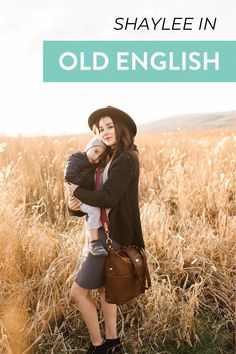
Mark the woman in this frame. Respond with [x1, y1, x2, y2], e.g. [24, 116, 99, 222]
[66, 106, 145, 354]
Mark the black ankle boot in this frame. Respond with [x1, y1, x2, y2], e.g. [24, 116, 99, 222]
[86, 340, 108, 354]
[105, 338, 124, 353]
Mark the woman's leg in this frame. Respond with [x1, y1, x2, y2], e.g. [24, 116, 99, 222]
[98, 287, 118, 339]
[70, 282, 103, 346]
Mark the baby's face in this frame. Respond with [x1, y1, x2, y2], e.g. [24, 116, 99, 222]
[87, 146, 106, 164]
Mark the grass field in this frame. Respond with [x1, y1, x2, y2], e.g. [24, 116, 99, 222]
[0, 130, 235, 353]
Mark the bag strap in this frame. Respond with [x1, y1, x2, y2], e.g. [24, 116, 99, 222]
[95, 168, 113, 250]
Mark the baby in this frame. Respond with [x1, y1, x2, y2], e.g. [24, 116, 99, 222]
[65, 137, 108, 256]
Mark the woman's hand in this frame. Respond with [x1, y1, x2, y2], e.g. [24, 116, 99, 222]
[68, 196, 82, 211]
[65, 182, 82, 210]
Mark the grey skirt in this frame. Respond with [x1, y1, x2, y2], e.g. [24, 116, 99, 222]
[74, 227, 121, 289]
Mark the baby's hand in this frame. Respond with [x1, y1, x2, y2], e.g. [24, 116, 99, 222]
[65, 181, 78, 197]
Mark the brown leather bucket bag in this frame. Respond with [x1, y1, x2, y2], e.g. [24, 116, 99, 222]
[105, 241, 151, 305]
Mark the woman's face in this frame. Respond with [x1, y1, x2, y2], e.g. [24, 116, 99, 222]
[98, 116, 117, 148]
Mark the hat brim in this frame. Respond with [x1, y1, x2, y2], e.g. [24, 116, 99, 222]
[88, 106, 137, 137]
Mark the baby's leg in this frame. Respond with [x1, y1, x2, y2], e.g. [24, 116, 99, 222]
[80, 203, 102, 242]
[89, 229, 99, 242]
[80, 204, 107, 256]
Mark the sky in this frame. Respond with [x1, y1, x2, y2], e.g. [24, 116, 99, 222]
[0, 0, 235, 136]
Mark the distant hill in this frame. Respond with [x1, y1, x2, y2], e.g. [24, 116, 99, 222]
[139, 110, 236, 132]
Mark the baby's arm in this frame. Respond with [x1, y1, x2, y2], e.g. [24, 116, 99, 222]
[64, 152, 83, 185]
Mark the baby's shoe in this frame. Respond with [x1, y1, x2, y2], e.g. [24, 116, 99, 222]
[88, 240, 108, 256]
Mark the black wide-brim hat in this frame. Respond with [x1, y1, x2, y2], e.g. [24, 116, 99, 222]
[88, 106, 137, 137]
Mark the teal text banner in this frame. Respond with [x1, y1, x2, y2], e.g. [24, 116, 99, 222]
[43, 41, 236, 82]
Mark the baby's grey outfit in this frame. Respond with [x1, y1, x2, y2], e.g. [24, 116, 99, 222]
[79, 203, 102, 229]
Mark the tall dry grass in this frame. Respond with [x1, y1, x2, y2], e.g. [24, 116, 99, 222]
[0, 130, 235, 353]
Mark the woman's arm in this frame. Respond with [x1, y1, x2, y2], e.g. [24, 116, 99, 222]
[73, 152, 138, 208]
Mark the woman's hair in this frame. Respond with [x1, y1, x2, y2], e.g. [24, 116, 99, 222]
[93, 117, 138, 161]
